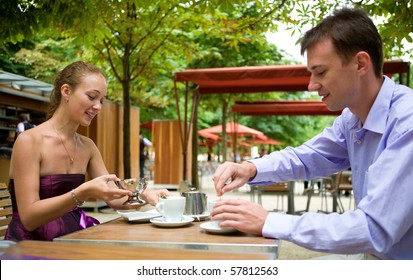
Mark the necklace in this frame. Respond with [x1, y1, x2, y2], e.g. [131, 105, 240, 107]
[53, 126, 78, 165]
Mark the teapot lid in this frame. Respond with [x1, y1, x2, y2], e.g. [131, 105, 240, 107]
[182, 186, 203, 194]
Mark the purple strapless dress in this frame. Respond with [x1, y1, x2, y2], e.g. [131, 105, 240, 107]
[5, 174, 99, 241]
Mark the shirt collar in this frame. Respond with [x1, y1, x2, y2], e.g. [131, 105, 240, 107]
[362, 76, 394, 134]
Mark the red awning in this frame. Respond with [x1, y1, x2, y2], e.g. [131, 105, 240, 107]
[232, 100, 341, 116]
[174, 61, 410, 95]
[174, 64, 310, 94]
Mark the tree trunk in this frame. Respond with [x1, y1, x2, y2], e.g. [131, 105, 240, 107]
[122, 45, 131, 179]
[122, 79, 131, 179]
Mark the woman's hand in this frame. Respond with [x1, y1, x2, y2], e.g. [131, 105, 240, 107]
[76, 174, 132, 203]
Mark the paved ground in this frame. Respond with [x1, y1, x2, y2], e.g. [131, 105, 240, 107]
[84, 173, 354, 259]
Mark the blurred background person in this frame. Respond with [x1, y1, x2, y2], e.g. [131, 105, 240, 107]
[139, 131, 152, 179]
[15, 113, 35, 140]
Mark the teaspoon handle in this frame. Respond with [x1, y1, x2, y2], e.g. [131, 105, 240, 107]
[114, 181, 123, 189]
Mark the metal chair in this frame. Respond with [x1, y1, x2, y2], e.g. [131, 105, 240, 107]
[0, 182, 12, 239]
[300, 176, 334, 213]
[335, 171, 354, 212]
[250, 182, 289, 212]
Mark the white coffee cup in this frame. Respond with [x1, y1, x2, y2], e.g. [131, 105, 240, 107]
[207, 199, 220, 213]
[156, 196, 186, 222]
[207, 199, 223, 227]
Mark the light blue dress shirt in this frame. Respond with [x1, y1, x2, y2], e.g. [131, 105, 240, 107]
[249, 76, 413, 259]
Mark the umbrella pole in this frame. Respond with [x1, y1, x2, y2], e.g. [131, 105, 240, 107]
[191, 88, 201, 189]
[232, 114, 238, 163]
[221, 102, 228, 162]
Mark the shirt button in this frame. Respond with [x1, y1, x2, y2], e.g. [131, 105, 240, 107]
[357, 140, 361, 144]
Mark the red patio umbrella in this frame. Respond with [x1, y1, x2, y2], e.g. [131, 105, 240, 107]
[199, 121, 266, 140]
[198, 131, 221, 141]
[248, 135, 282, 145]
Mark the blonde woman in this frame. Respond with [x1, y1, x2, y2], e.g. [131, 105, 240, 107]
[6, 61, 169, 241]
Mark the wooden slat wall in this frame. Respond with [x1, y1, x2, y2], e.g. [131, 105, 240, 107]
[153, 120, 192, 184]
[97, 101, 119, 175]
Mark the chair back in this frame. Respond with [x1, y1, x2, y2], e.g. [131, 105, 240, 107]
[0, 182, 12, 239]
[261, 182, 289, 193]
[336, 171, 352, 191]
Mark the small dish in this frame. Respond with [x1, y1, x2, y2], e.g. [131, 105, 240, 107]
[150, 216, 194, 228]
[117, 209, 161, 223]
[187, 212, 210, 221]
[200, 221, 238, 234]
[116, 209, 136, 214]
[0, 240, 17, 255]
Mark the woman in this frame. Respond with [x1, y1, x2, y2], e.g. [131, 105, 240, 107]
[5, 61, 169, 241]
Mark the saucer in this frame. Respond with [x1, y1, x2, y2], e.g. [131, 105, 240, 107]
[150, 216, 194, 228]
[200, 221, 238, 234]
[187, 212, 210, 221]
[117, 209, 161, 223]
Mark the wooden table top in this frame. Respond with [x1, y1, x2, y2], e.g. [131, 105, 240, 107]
[4, 240, 271, 260]
[55, 217, 279, 258]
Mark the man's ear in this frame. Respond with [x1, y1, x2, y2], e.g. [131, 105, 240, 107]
[355, 51, 371, 75]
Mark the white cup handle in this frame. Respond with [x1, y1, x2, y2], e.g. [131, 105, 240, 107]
[155, 202, 164, 215]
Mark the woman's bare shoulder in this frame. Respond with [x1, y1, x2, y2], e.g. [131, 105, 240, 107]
[77, 134, 100, 157]
[77, 133, 96, 147]
[14, 125, 44, 146]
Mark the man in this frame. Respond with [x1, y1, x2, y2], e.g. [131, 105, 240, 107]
[211, 8, 413, 260]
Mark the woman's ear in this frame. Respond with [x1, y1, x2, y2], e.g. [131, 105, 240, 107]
[61, 84, 71, 102]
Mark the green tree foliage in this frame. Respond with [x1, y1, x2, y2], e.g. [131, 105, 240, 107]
[0, 40, 34, 75]
[10, 38, 83, 82]
[0, 0, 98, 44]
[288, 0, 413, 60]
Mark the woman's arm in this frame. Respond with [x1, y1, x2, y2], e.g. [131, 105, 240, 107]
[85, 137, 169, 210]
